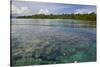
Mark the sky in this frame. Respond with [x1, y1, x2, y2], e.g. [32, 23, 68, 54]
[11, 0, 96, 16]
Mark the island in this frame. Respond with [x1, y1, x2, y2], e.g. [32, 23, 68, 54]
[16, 13, 96, 21]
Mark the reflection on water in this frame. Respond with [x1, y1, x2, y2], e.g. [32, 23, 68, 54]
[11, 19, 96, 66]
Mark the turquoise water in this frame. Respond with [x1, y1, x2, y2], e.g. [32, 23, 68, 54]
[11, 19, 96, 66]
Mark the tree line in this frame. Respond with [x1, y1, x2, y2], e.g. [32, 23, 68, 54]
[16, 12, 96, 21]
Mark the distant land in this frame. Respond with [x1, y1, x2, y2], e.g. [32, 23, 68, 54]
[16, 13, 96, 21]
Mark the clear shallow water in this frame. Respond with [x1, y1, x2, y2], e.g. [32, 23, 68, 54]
[11, 19, 96, 66]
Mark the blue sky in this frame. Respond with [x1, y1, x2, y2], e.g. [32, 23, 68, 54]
[12, 0, 96, 16]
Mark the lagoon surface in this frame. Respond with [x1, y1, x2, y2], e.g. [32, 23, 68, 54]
[11, 19, 96, 66]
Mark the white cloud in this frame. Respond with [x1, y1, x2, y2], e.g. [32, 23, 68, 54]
[11, 4, 34, 16]
[37, 9, 50, 15]
[74, 8, 96, 14]
[12, 4, 20, 14]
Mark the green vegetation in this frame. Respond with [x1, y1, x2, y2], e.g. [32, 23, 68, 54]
[16, 13, 96, 21]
